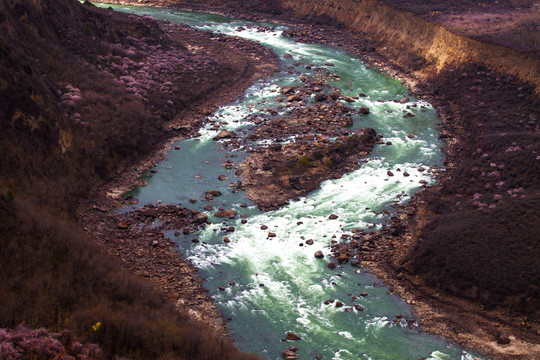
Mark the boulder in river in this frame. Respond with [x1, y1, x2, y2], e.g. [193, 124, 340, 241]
[358, 106, 370, 115]
[314, 250, 324, 258]
[338, 254, 349, 263]
[193, 212, 208, 224]
[214, 129, 235, 140]
[329, 91, 340, 100]
[215, 210, 237, 218]
[281, 86, 295, 94]
[204, 190, 222, 199]
[287, 94, 302, 102]
[286, 332, 301, 340]
[282, 350, 298, 359]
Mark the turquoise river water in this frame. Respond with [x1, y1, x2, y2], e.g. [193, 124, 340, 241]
[98, 4, 488, 360]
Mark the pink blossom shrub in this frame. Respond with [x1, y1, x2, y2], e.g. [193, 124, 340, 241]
[0, 324, 103, 360]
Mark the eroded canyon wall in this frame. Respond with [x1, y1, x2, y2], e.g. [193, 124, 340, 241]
[280, 0, 540, 91]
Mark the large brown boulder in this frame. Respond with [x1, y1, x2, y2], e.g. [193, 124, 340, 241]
[214, 129, 235, 140]
[282, 350, 298, 359]
[193, 212, 208, 224]
[214, 210, 237, 218]
[286, 332, 301, 340]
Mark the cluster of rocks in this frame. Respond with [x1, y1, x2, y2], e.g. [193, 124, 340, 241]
[79, 197, 229, 334]
[282, 26, 375, 55]
[223, 70, 383, 210]
[237, 22, 275, 33]
[324, 229, 384, 267]
[239, 127, 378, 210]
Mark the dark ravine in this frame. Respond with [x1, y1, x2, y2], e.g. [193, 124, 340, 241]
[88, 1, 540, 359]
[29, 1, 535, 359]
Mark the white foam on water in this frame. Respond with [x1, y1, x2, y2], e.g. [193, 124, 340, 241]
[109, 5, 485, 359]
[365, 316, 390, 335]
[427, 350, 452, 360]
[332, 349, 355, 360]
[338, 331, 354, 340]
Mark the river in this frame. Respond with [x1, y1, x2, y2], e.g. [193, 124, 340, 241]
[97, 4, 486, 360]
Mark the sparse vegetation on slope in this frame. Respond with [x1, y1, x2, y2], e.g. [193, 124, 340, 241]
[405, 62, 540, 319]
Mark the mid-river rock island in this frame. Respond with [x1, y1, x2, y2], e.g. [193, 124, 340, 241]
[236, 72, 380, 209]
[239, 128, 378, 210]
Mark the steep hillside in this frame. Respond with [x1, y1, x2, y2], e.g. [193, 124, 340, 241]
[278, 0, 540, 91]
[0, 0, 272, 358]
[0, 0, 240, 209]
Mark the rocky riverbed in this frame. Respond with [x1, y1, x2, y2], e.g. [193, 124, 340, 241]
[82, 2, 539, 359]
[279, 18, 540, 360]
[226, 68, 380, 209]
[77, 7, 279, 336]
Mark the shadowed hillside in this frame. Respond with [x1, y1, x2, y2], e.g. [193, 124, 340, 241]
[0, 0, 266, 358]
